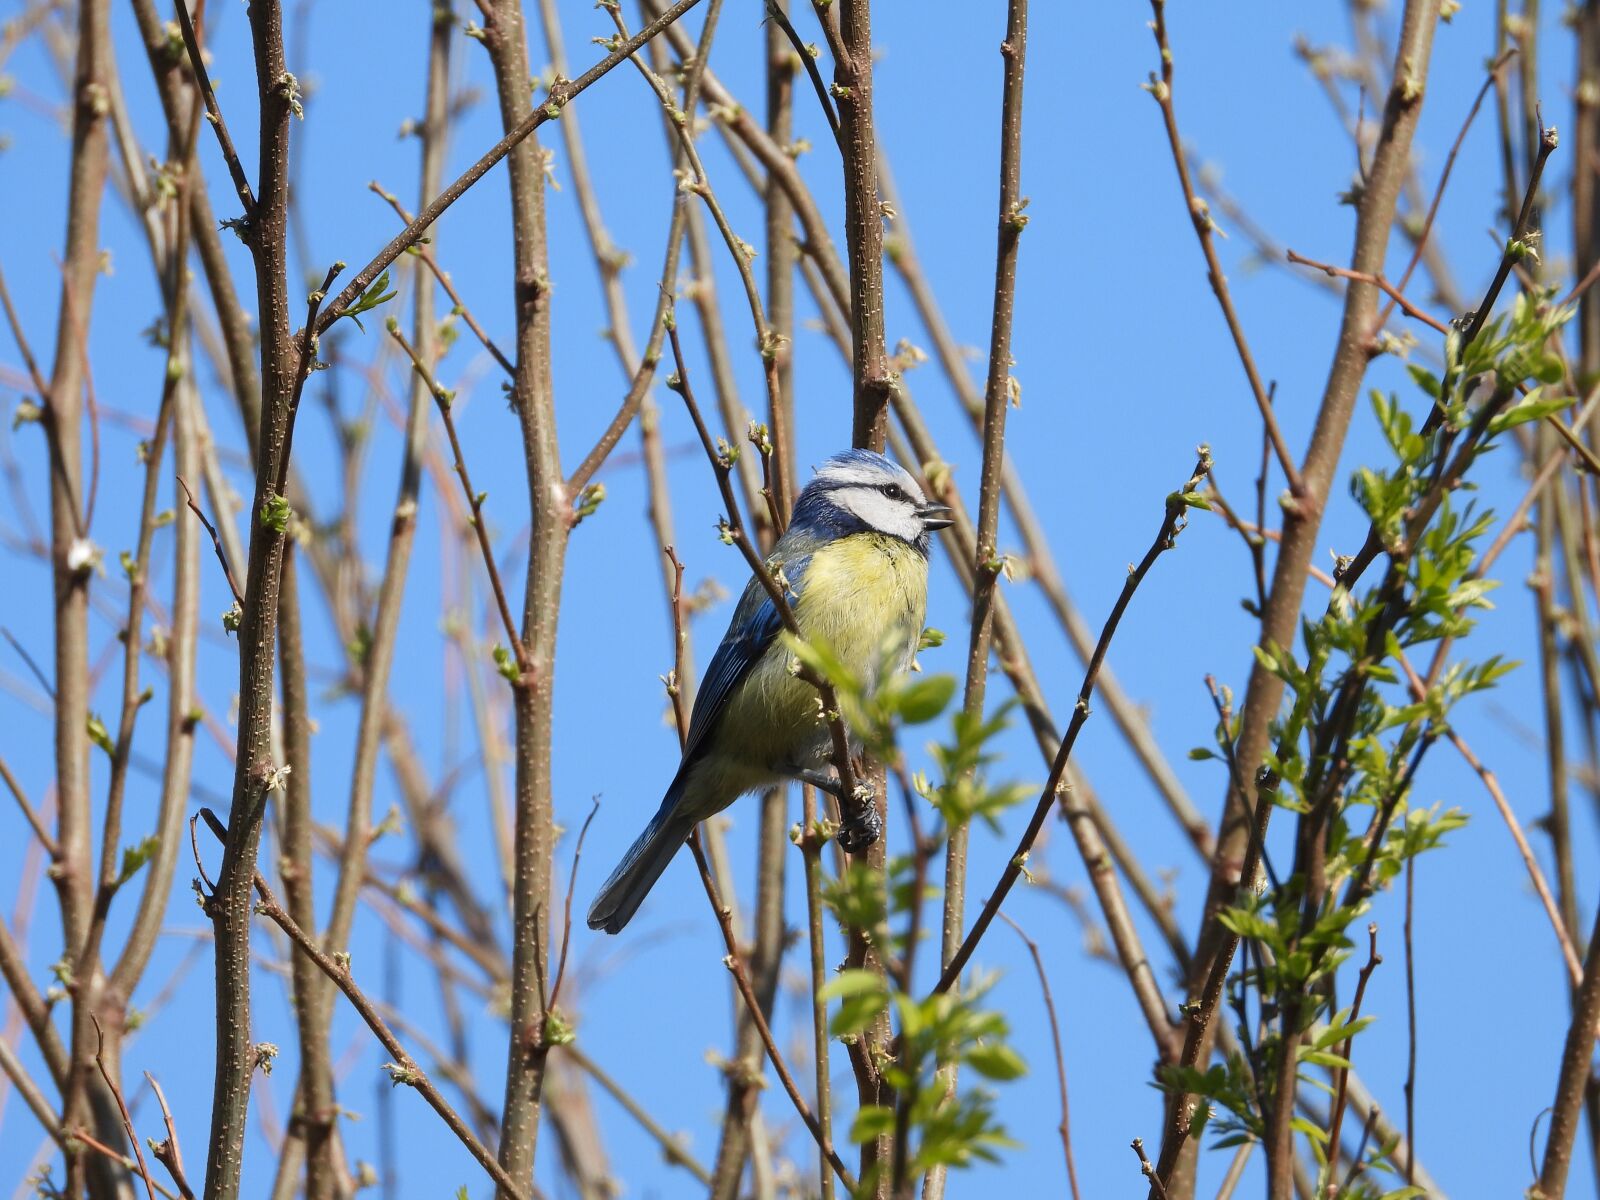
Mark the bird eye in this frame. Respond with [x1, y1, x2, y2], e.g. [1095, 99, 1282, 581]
[880, 483, 904, 501]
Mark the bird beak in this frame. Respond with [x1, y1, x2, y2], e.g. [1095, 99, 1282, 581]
[918, 503, 954, 531]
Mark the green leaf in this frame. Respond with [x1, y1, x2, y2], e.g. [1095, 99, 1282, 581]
[964, 1042, 1026, 1081]
[1486, 390, 1572, 435]
[1297, 1049, 1352, 1070]
[259, 493, 293, 533]
[849, 1104, 896, 1144]
[117, 836, 160, 886]
[823, 969, 887, 1037]
[1290, 1116, 1329, 1145]
[342, 270, 398, 332]
[819, 969, 883, 1000]
[87, 713, 114, 756]
[491, 645, 521, 686]
[895, 675, 956, 724]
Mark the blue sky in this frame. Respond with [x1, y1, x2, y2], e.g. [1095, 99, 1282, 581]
[0, 0, 1591, 1196]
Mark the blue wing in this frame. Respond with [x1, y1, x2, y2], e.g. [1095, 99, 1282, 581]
[682, 551, 812, 762]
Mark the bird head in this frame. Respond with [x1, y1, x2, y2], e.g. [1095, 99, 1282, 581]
[790, 449, 954, 551]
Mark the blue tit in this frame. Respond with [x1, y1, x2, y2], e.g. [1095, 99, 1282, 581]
[587, 449, 953, 934]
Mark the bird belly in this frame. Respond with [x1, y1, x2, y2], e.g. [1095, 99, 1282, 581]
[714, 532, 929, 780]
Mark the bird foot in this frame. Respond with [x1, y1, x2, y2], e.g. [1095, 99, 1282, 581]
[789, 768, 844, 798]
[837, 801, 882, 855]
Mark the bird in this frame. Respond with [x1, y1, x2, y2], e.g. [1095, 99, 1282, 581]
[587, 449, 953, 934]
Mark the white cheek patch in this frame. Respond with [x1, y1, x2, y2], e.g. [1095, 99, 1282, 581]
[834, 487, 924, 541]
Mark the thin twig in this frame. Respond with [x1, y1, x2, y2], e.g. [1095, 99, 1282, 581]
[1133, 1137, 1170, 1200]
[1324, 924, 1381, 1172]
[936, 449, 1212, 994]
[314, 0, 708, 336]
[998, 912, 1081, 1200]
[90, 1015, 158, 1200]
[199, 810, 529, 1200]
[762, 0, 840, 146]
[1378, 48, 1515, 327]
[686, 830, 858, 1193]
[1146, 2, 1302, 496]
[0, 629, 55, 703]
[368, 182, 515, 377]
[170, 0, 256, 218]
[1285, 249, 1449, 335]
[145, 1072, 197, 1200]
[561, 1043, 713, 1185]
[0, 756, 57, 858]
[548, 798, 599, 1013]
[175, 473, 243, 604]
[388, 325, 525, 673]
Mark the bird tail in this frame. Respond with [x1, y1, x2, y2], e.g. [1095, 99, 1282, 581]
[586, 768, 698, 934]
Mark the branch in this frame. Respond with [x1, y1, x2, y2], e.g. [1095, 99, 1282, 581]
[171, 0, 256, 219]
[175, 474, 243, 605]
[314, 0, 708, 336]
[219, 821, 530, 1200]
[0, 754, 59, 857]
[389, 325, 526, 673]
[369, 182, 514, 377]
[935, 449, 1212, 994]
[998, 913, 1081, 1200]
[1146, 0, 1302, 496]
[763, 0, 840, 146]
[1284, 249, 1449, 335]
[687, 831, 858, 1193]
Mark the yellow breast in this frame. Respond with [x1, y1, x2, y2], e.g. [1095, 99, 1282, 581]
[709, 533, 930, 782]
[792, 533, 929, 684]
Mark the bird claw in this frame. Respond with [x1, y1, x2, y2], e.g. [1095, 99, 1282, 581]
[837, 802, 882, 855]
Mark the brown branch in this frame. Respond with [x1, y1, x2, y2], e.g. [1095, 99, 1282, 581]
[1323, 925, 1381, 1173]
[1461, 121, 1558, 349]
[1537, 890, 1600, 1196]
[1175, 9, 1444, 1191]
[368, 182, 514, 377]
[389, 325, 525, 672]
[1403, 859, 1418, 1190]
[547, 798, 598, 1014]
[1151, 766, 1279, 1191]
[146, 1072, 198, 1200]
[1378, 48, 1515, 328]
[314, 0, 708, 336]
[560, 1044, 713, 1185]
[175, 474, 243, 604]
[0, 1033, 61, 1145]
[942, 0, 1029, 983]
[170, 0, 256, 218]
[1133, 1137, 1170, 1200]
[998, 913, 1081, 1200]
[763, 0, 840, 146]
[237, 855, 529, 1200]
[1146, 0, 1302, 496]
[91, 1016, 158, 1200]
[0, 754, 59, 858]
[47, 0, 114, 1190]
[685, 830, 858, 1193]
[937, 450, 1212, 995]
[927, 6, 1029, 1193]
[1284, 249, 1450, 335]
